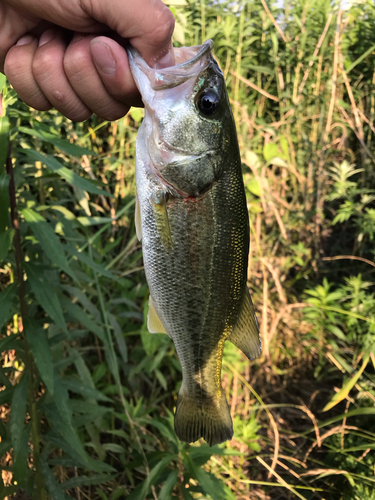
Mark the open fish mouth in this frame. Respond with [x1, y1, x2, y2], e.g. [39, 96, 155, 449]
[127, 40, 214, 90]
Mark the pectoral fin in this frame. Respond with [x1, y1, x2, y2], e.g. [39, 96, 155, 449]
[151, 191, 172, 250]
[147, 295, 168, 335]
[228, 288, 261, 360]
[135, 194, 142, 241]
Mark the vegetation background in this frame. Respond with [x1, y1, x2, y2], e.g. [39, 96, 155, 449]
[1, 0, 375, 498]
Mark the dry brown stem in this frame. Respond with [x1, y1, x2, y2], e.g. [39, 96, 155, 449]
[259, 0, 288, 43]
[298, 14, 333, 96]
[324, 10, 342, 142]
[231, 71, 280, 102]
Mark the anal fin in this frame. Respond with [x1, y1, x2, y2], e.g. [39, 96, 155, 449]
[147, 295, 168, 335]
[228, 288, 261, 360]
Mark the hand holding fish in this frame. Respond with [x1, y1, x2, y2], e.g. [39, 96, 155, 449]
[0, 0, 174, 120]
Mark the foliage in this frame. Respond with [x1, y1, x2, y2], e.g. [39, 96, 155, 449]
[1, 0, 375, 499]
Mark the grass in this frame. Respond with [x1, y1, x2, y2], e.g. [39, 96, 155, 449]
[1, 0, 375, 498]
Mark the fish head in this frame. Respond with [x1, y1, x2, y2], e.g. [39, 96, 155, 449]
[128, 40, 235, 197]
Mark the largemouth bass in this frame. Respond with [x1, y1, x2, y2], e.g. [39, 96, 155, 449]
[127, 40, 261, 446]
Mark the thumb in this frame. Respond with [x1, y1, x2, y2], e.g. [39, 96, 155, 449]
[83, 0, 175, 68]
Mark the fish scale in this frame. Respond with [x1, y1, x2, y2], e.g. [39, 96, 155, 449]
[128, 40, 261, 446]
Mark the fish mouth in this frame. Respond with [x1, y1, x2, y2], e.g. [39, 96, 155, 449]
[151, 132, 218, 160]
[149, 130, 219, 171]
[127, 40, 214, 90]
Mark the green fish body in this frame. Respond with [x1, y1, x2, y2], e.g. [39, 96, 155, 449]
[127, 40, 261, 446]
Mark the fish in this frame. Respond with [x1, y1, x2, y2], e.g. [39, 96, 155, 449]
[127, 40, 261, 446]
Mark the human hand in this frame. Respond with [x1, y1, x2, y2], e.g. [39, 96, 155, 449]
[0, 0, 174, 121]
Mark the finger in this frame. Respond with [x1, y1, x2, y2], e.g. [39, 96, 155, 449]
[4, 35, 51, 111]
[90, 36, 142, 107]
[32, 28, 92, 121]
[64, 34, 129, 121]
[81, 0, 175, 68]
[0, 4, 36, 72]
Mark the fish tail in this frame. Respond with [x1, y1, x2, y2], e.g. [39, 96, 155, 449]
[174, 390, 233, 446]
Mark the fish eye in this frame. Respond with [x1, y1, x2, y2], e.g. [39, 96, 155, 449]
[197, 89, 220, 116]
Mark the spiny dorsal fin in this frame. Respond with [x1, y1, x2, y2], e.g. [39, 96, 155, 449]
[135, 194, 142, 241]
[147, 295, 168, 335]
[228, 288, 261, 360]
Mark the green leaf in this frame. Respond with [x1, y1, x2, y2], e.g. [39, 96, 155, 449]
[323, 355, 370, 411]
[61, 285, 100, 320]
[159, 470, 178, 500]
[62, 379, 112, 403]
[108, 313, 128, 364]
[186, 455, 225, 500]
[65, 244, 117, 281]
[60, 297, 106, 342]
[19, 126, 94, 157]
[345, 43, 375, 74]
[51, 373, 73, 425]
[77, 216, 115, 226]
[0, 116, 9, 171]
[0, 228, 14, 261]
[24, 150, 112, 197]
[102, 443, 125, 453]
[246, 64, 274, 75]
[22, 209, 77, 282]
[110, 488, 127, 500]
[246, 178, 261, 197]
[139, 455, 175, 499]
[0, 283, 17, 331]
[43, 403, 88, 463]
[0, 173, 10, 233]
[61, 473, 117, 490]
[129, 107, 144, 122]
[45, 432, 115, 473]
[0, 74, 6, 91]
[40, 461, 65, 500]
[13, 423, 31, 487]
[25, 319, 55, 395]
[10, 372, 29, 459]
[24, 263, 68, 333]
[0, 334, 20, 353]
[263, 143, 279, 162]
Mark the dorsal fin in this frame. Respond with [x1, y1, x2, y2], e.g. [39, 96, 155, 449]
[135, 194, 142, 241]
[228, 288, 261, 360]
[147, 295, 168, 335]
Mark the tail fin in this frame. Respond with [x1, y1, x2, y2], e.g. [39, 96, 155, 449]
[174, 391, 233, 446]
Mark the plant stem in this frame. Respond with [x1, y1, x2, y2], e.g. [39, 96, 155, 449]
[6, 145, 47, 500]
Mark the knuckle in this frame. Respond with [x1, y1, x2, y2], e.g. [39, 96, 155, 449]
[32, 49, 58, 80]
[63, 45, 89, 79]
[50, 91, 92, 121]
[4, 49, 26, 80]
[149, 7, 175, 46]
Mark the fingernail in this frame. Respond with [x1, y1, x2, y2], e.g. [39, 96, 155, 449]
[16, 35, 34, 46]
[39, 29, 56, 47]
[71, 33, 84, 44]
[91, 41, 116, 76]
[154, 47, 175, 69]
